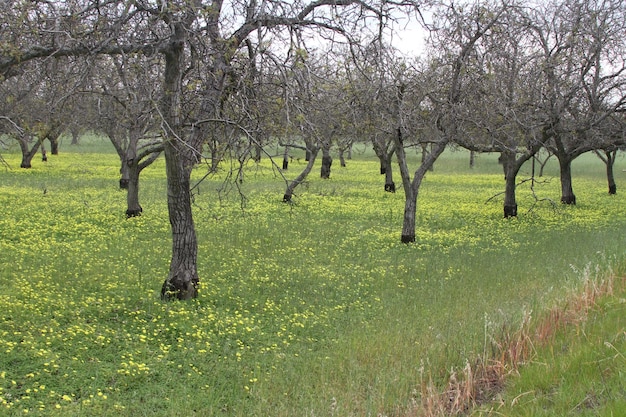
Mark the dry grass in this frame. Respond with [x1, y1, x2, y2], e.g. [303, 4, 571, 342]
[406, 270, 624, 417]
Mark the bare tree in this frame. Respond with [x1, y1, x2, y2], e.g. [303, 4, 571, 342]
[452, 7, 549, 217]
[391, 0, 512, 242]
[90, 54, 164, 217]
[530, 0, 626, 204]
[0, 0, 397, 300]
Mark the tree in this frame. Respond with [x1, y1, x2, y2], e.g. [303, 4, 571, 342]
[530, 0, 626, 204]
[278, 46, 354, 201]
[346, 44, 399, 193]
[392, 0, 511, 242]
[0, 0, 395, 300]
[0, 57, 78, 168]
[91, 54, 164, 217]
[452, 7, 548, 217]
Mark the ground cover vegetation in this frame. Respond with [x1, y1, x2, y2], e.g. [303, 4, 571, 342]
[1, 138, 626, 416]
[2, 0, 624, 300]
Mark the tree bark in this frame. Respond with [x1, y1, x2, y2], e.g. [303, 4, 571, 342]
[374, 141, 395, 192]
[596, 150, 617, 194]
[558, 156, 576, 204]
[160, 24, 199, 300]
[320, 146, 332, 179]
[70, 127, 81, 145]
[18, 134, 43, 168]
[503, 160, 518, 218]
[283, 146, 319, 202]
[395, 127, 447, 243]
[338, 148, 346, 167]
[161, 140, 199, 300]
[126, 162, 143, 217]
[282, 146, 289, 170]
[48, 134, 60, 155]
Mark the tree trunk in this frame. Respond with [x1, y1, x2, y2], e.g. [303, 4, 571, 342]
[210, 138, 220, 172]
[119, 158, 130, 189]
[161, 140, 199, 300]
[18, 134, 43, 168]
[253, 143, 262, 163]
[320, 146, 332, 179]
[503, 166, 518, 218]
[469, 150, 475, 169]
[395, 127, 447, 243]
[400, 187, 417, 243]
[558, 156, 576, 204]
[126, 162, 143, 217]
[48, 134, 60, 155]
[384, 152, 395, 193]
[282, 146, 289, 170]
[160, 24, 199, 300]
[283, 146, 319, 202]
[338, 148, 346, 167]
[600, 150, 617, 194]
[70, 128, 81, 145]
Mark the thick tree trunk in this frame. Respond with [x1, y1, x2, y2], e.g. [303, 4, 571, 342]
[320, 147, 332, 179]
[18, 135, 43, 168]
[503, 169, 518, 218]
[161, 141, 199, 300]
[119, 159, 130, 189]
[558, 156, 576, 204]
[283, 146, 319, 202]
[160, 23, 199, 300]
[126, 162, 143, 217]
[500, 152, 518, 218]
[48, 134, 59, 155]
[469, 150, 475, 169]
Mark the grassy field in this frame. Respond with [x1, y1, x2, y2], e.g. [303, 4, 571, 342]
[1, 136, 625, 416]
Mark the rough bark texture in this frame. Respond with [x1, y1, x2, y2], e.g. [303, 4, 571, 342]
[160, 24, 199, 300]
[160, 141, 199, 300]
[558, 157, 576, 204]
[125, 163, 143, 218]
[119, 159, 130, 189]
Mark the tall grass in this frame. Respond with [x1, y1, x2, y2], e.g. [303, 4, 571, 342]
[1, 137, 625, 416]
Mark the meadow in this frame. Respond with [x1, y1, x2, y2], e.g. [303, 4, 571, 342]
[1, 136, 625, 416]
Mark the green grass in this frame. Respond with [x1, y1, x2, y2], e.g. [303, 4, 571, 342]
[1, 136, 626, 416]
[471, 277, 626, 417]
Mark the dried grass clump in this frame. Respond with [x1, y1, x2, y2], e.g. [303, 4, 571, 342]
[410, 272, 624, 417]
